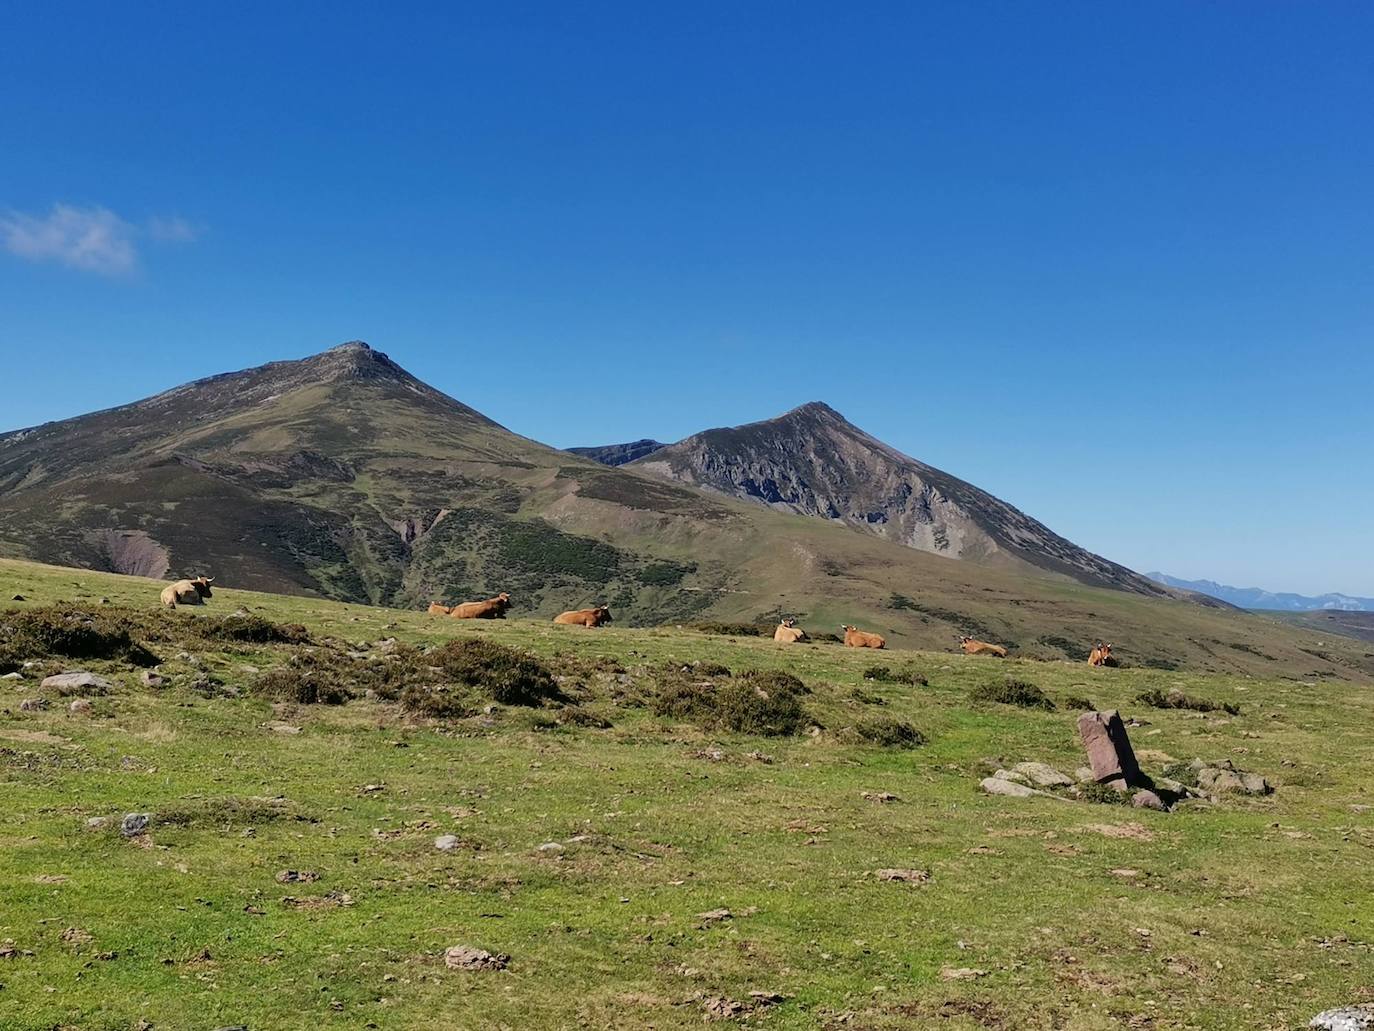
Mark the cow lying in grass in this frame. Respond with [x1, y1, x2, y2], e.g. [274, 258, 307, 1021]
[448, 593, 512, 620]
[842, 625, 885, 649]
[160, 576, 214, 608]
[427, 603, 452, 615]
[1088, 642, 1113, 666]
[774, 618, 808, 644]
[554, 605, 613, 627]
[959, 636, 1007, 657]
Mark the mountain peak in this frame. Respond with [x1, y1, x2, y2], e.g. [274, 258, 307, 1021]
[783, 400, 844, 422]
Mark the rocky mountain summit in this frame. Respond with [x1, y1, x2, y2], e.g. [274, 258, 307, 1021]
[623, 402, 1162, 594]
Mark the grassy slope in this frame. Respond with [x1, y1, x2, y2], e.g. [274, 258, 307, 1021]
[2, 557, 1372, 1030]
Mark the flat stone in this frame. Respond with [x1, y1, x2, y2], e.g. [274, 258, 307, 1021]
[434, 834, 461, 851]
[1, 671, 23, 681]
[139, 670, 167, 688]
[1311, 1006, 1374, 1031]
[992, 768, 1031, 786]
[1012, 762, 1075, 788]
[86, 816, 110, 830]
[875, 868, 929, 884]
[980, 776, 1038, 798]
[41, 672, 112, 696]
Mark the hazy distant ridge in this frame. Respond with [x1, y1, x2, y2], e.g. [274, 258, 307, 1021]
[1148, 573, 1374, 612]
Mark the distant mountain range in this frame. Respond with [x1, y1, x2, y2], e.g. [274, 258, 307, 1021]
[1148, 573, 1374, 612]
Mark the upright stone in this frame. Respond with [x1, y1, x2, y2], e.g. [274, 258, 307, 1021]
[1077, 710, 1143, 788]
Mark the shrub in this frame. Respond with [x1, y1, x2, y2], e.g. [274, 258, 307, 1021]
[736, 668, 809, 695]
[1136, 688, 1240, 716]
[0, 605, 159, 670]
[1160, 760, 1201, 789]
[434, 639, 559, 707]
[1061, 695, 1095, 711]
[1078, 782, 1131, 805]
[713, 680, 807, 736]
[253, 664, 352, 705]
[847, 717, 926, 748]
[970, 678, 1056, 710]
[862, 665, 928, 686]
[202, 614, 310, 645]
[849, 687, 888, 706]
[556, 705, 612, 729]
[399, 683, 477, 718]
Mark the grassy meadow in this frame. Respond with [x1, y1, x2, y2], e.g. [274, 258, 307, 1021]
[1, 557, 1371, 1030]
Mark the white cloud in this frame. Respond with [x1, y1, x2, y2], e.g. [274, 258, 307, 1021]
[0, 204, 203, 277]
[146, 214, 200, 243]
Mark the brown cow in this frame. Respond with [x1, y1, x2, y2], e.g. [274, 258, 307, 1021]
[160, 576, 214, 608]
[1099, 643, 1117, 667]
[427, 602, 453, 616]
[773, 618, 808, 644]
[1087, 641, 1106, 666]
[842, 624, 885, 649]
[448, 593, 512, 620]
[959, 636, 1007, 657]
[554, 605, 612, 627]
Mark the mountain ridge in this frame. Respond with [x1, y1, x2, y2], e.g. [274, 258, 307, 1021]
[1148, 573, 1374, 612]
[616, 401, 1163, 595]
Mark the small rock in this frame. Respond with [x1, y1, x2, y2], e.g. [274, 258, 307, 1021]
[940, 966, 988, 980]
[992, 768, 1031, 786]
[140, 670, 167, 688]
[443, 945, 509, 971]
[861, 791, 900, 803]
[875, 868, 930, 884]
[1132, 789, 1168, 812]
[85, 816, 110, 831]
[1012, 761, 1075, 788]
[275, 870, 319, 884]
[435, 834, 461, 851]
[1074, 766, 1096, 783]
[1, 671, 23, 681]
[1310, 1005, 1374, 1030]
[120, 813, 151, 838]
[536, 841, 565, 853]
[11, 594, 24, 601]
[19, 697, 49, 712]
[99, 597, 111, 605]
[69, 699, 93, 715]
[697, 908, 733, 927]
[41, 671, 112, 696]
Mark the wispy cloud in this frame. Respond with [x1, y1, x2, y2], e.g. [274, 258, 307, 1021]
[0, 204, 202, 277]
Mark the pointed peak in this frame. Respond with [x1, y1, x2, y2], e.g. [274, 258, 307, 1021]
[786, 401, 842, 419]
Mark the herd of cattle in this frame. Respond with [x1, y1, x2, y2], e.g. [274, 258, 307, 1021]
[156, 578, 1115, 663]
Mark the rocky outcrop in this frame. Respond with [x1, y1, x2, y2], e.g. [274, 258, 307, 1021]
[629, 402, 1164, 593]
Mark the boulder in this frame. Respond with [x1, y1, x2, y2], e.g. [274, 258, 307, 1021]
[41, 671, 112, 696]
[1310, 1005, 1374, 1031]
[1192, 759, 1272, 796]
[1012, 762, 1075, 788]
[1077, 710, 1144, 788]
[992, 768, 1031, 786]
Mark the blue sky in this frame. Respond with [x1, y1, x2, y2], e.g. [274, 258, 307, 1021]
[2, 2, 1371, 594]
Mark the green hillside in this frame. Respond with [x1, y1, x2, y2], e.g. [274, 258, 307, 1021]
[1, 344, 1370, 679]
[1, 558, 1370, 1029]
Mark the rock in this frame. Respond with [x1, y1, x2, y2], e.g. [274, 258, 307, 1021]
[99, 597, 111, 604]
[11, 594, 24, 601]
[86, 816, 110, 830]
[1077, 710, 1144, 788]
[1, 671, 23, 681]
[875, 868, 929, 884]
[980, 776, 1039, 798]
[940, 966, 989, 980]
[443, 945, 509, 971]
[68, 699, 93, 715]
[1192, 759, 1272, 796]
[275, 870, 319, 884]
[139, 670, 166, 688]
[992, 768, 1031, 786]
[41, 671, 112, 696]
[19, 697, 49, 712]
[697, 908, 733, 927]
[1012, 761, 1075, 788]
[434, 834, 461, 851]
[1075, 766, 1096, 783]
[861, 791, 900, 803]
[536, 841, 564, 853]
[120, 813, 151, 838]
[1131, 789, 1168, 812]
[1311, 1006, 1374, 1031]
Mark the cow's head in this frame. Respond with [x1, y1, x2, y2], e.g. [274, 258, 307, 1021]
[595, 605, 612, 623]
[495, 592, 511, 605]
[192, 576, 214, 597]
[842, 624, 856, 633]
[781, 618, 796, 628]
[1102, 643, 1113, 656]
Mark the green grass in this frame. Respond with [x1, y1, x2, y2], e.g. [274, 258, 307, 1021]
[1, 558, 1372, 1029]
